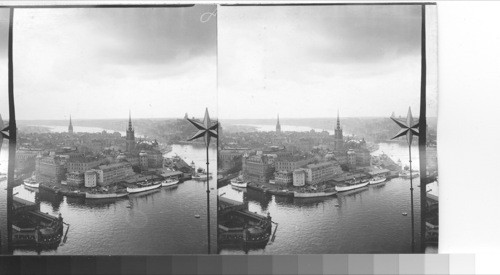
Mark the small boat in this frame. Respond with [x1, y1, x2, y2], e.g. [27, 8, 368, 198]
[402, 212, 408, 216]
[23, 178, 40, 188]
[230, 178, 248, 188]
[335, 179, 369, 192]
[400, 171, 420, 179]
[192, 167, 213, 180]
[127, 181, 162, 194]
[369, 176, 386, 185]
[162, 178, 179, 187]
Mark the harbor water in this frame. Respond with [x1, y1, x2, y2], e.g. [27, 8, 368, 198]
[219, 142, 422, 254]
[1, 137, 217, 254]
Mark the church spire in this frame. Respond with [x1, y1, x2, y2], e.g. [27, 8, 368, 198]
[126, 110, 136, 153]
[128, 110, 133, 131]
[276, 113, 281, 133]
[68, 115, 74, 134]
[336, 109, 341, 129]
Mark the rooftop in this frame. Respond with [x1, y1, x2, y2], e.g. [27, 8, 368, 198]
[306, 162, 335, 169]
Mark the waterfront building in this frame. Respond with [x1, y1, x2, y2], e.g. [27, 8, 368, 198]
[35, 155, 67, 184]
[243, 154, 275, 184]
[16, 148, 42, 163]
[68, 115, 74, 134]
[355, 148, 371, 167]
[66, 171, 84, 187]
[293, 168, 307, 187]
[126, 111, 136, 153]
[305, 161, 342, 185]
[276, 114, 281, 134]
[219, 149, 243, 171]
[67, 157, 103, 173]
[96, 162, 134, 186]
[275, 155, 314, 172]
[139, 150, 148, 170]
[274, 170, 293, 186]
[15, 148, 42, 170]
[347, 149, 356, 170]
[138, 149, 163, 171]
[84, 170, 99, 188]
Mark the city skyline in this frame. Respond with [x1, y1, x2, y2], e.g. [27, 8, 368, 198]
[1, 6, 217, 120]
[218, 5, 437, 119]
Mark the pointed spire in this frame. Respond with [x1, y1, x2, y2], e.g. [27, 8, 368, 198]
[68, 114, 74, 133]
[128, 110, 133, 131]
[336, 109, 341, 129]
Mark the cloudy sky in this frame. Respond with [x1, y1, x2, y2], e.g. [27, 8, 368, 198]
[4, 6, 216, 120]
[218, 5, 437, 119]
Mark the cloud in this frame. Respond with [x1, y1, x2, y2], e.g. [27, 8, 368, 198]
[11, 5, 217, 120]
[218, 5, 432, 119]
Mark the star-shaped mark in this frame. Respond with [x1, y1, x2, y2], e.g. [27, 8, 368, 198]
[0, 113, 11, 152]
[187, 108, 218, 148]
[391, 107, 419, 145]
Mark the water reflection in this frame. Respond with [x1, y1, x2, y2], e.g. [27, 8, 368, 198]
[7, 144, 217, 255]
[219, 143, 423, 254]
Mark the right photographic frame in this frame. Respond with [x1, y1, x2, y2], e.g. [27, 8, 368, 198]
[217, 3, 437, 254]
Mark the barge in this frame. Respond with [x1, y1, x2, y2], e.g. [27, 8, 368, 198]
[12, 196, 65, 248]
[218, 196, 273, 248]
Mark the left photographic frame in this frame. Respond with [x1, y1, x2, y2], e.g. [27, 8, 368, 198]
[0, 4, 218, 255]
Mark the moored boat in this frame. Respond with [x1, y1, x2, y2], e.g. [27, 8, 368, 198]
[127, 182, 162, 194]
[294, 190, 337, 198]
[230, 178, 248, 188]
[192, 167, 213, 180]
[400, 171, 420, 179]
[23, 178, 40, 188]
[335, 179, 369, 192]
[85, 191, 128, 199]
[162, 178, 180, 187]
[369, 176, 386, 185]
[192, 173, 213, 180]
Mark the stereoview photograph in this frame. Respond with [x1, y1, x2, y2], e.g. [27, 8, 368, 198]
[0, 5, 218, 255]
[217, 4, 438, 254]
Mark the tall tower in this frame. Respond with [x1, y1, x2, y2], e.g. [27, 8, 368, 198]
[126, 110, 136, 153]
[68, 115, 74, 134]
[276, 114, 281, 133]
[334, 110, 344, 152]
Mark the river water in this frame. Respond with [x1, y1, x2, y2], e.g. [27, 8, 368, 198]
[1, 126, 216, 255]
[219, 141, 423, 254]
